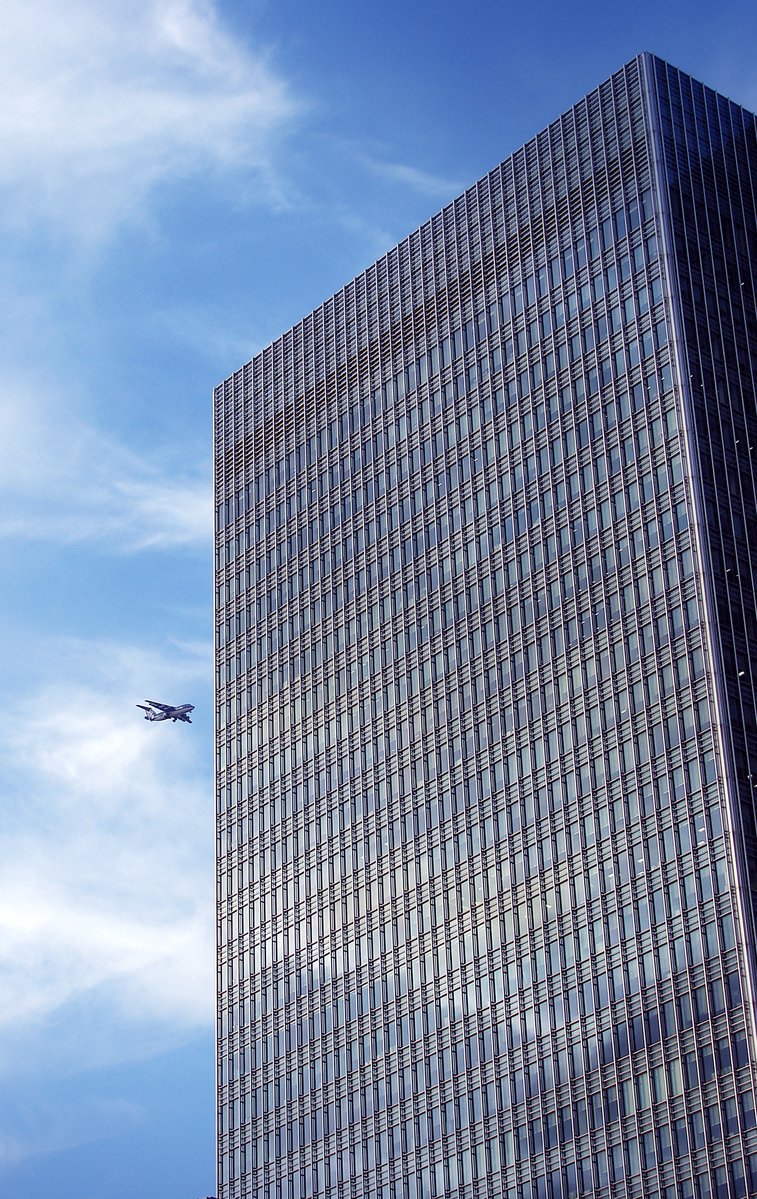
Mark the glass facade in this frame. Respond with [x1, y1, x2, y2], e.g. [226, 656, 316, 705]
[214, 54, 757, 1198]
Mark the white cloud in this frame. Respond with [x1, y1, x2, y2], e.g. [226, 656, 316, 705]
[0, 0, 299, 239]
[0, 636, 214, 1071]
[156, 301, 260, 368]
[0, 1095, 144, 1169]
[0, 383, 211, 550]
[362, 157, 462, 200]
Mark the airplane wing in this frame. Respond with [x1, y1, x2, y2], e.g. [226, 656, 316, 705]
[145, 700, 173, 713]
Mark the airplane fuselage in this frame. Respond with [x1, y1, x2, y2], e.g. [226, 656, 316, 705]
[137, 701, 194, 723]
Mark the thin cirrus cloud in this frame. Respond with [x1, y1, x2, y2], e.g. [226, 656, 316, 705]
[0, 0, 300, 239]
[361, 156, 463, 200]
[0, 385, 211, 551]
[0, 636, 214, 1069]
[0, 1095, 144, 1171]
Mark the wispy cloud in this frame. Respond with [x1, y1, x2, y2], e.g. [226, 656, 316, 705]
[0, 1094, 145, 1170]
[0, 383, 210, 550]
[0, 636, 213, 1072]
[0, 0, 300, 240]
[361, 156, 462, 200]
[156, 302, 260, 368]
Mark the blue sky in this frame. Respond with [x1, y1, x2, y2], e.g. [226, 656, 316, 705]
[0, 2, 754, 1197]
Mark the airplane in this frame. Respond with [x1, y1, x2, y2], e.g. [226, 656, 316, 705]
[137, 700, 195, 724]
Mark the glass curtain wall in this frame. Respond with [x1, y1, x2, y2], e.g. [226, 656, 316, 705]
[214, 53, 757, 1199]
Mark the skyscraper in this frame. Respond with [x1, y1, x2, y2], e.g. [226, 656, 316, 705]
[214, 53, 757, 1199]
